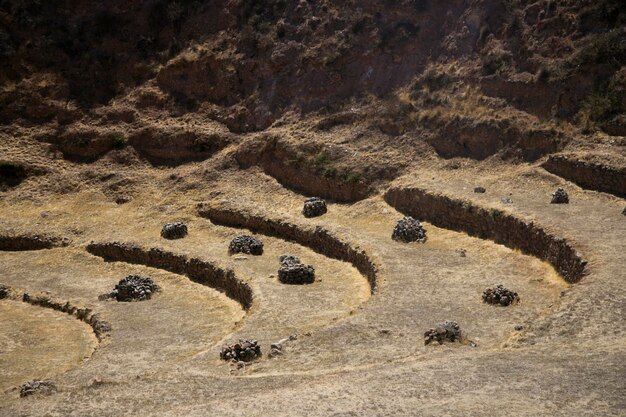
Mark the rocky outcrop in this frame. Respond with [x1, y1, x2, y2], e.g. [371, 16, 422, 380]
[384, 187, 587, 283]
[86, 242, 253, 310]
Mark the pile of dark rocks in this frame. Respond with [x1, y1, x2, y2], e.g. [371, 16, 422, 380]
[228, 235, 264, 256]
[278, 255, 315, 284]
[474, 186, 486, 193]
[551, 188, 569, 204]
[392, 216, 427, 243]
[111, 275, 159, 302]
[424, 320, 462, 345]
[160, 222, 188, 239]
[19, 380, 56, 397]
[220, 339, 261, 362]
[302, 197, 327, 218]
[0, 284, 10, 299]
[482, 285, 519, 306]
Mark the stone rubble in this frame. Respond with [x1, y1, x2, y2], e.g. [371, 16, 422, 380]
[551, 188, 569, 204]
[19, 380, 57, 397]
[0, 284, 10, 299]
[302, 197, 328, 218]
[424, 320, 462, 345]
[278, 255, 315, 284]
[482, 285, 520, 306]
[220, 339, 261, 362]
[111, 275, 159, 302]
[160, 222, 188, 239]
[391, 216, 427, 243]
[228, 235, 264, 256]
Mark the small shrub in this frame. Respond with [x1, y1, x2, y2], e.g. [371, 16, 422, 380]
[346, 172, 361, 184]
[110, 133, 126, 149]
[313, 152, 330, 168]
[323, 166, 337, 178]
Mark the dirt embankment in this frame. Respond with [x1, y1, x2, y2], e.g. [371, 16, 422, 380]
[0, 285, 110, 341]
[0, 234, 70, 251]
[35, 124, 232, 166]
[542, 155, 626, 198]
[86, 242, 253, 309]
[384, 187, 587, 283]
[235, 138, 371, 203]
[197, 204, 378, 292]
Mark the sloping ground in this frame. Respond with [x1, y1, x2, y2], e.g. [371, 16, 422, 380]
[0, 299, 97, 392]
[1, 157, 623, 415]
[0, 1, 624, 415]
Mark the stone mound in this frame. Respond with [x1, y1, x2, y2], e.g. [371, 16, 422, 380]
[220, 339, 261, 362]
[19, 380, 57, 397]
[278, 255, 315, 284]
[392, 216, 427, 243]
[302, 197, 328, 218]
[482, 285, 520, 306]
[228, 235, 264, 256]
[424, 320, 462, 345]
[111, 275, 159, 302]
[160, 222, 188, 239]
[551, 188, 569, 204]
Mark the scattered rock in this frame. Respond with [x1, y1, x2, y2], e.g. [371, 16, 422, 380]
[115, 196, 131, 205]
[474, 187, 486, 193]
[514, 325, 524, 331]
[551, 188, 569, 204]
[622, 206, 626, 216]
[302, 197, 328, 218]
[424, 320, 462, 345]
[0, 284, 10, 299]
[501, 196, 513, 204]
[110, 275, 159, 302]
[456, 248, 467, 257]
[392, 216, 427, 243]
[228, 235, 264, 256]
[160, 222, 188, 239]
[278, 255, 316, 284]
[220, 339, 261, 362]
[19, 380, 57, 397]
[482, 285, 520, 306]
[269, 343, 283, 358]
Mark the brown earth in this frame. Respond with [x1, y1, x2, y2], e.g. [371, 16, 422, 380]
[0, 1, 625, 416]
